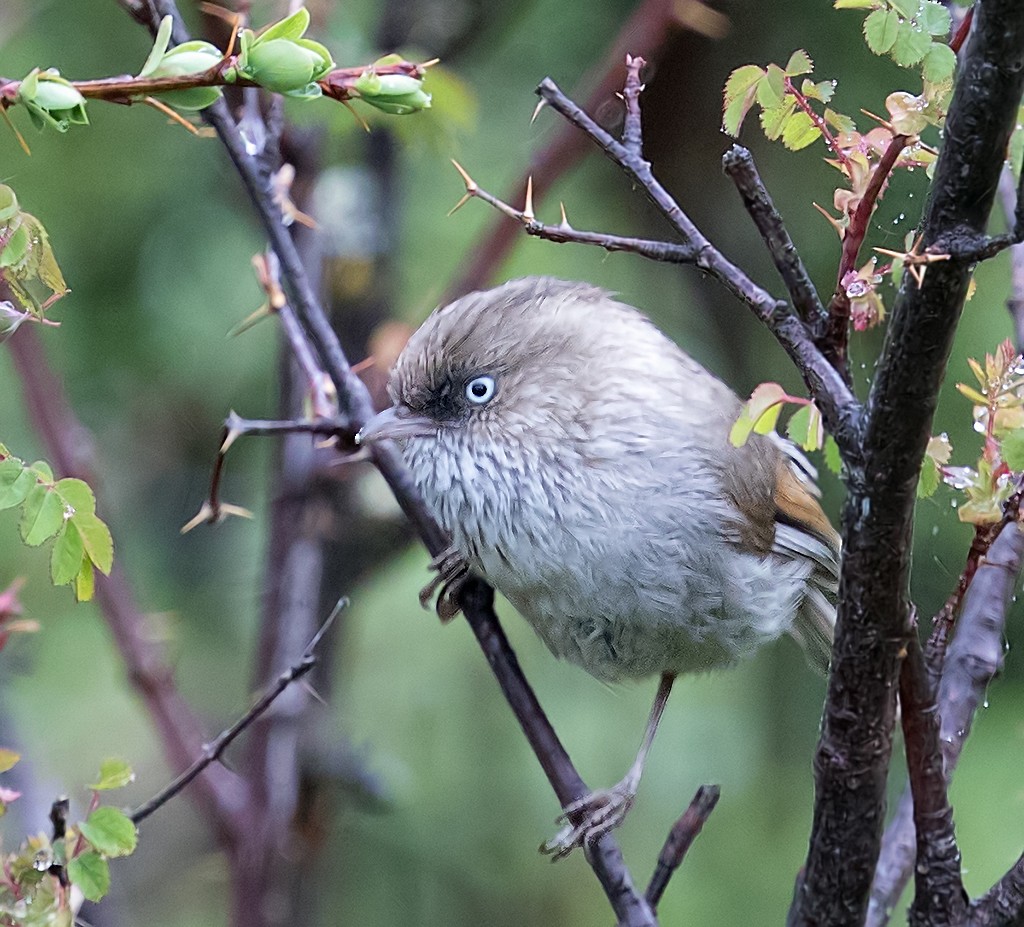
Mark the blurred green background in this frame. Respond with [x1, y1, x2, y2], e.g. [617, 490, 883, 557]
[1, 0, 1022, 924]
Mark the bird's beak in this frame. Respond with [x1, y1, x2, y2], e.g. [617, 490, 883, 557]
[356, 405, 435, 445]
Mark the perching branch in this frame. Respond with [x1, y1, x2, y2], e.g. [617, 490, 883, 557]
[125, 3, 657, 924]
[131, 602, 342, 825]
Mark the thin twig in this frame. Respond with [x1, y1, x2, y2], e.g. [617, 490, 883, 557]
[722, 145, 828, 339]
[645, 785, 720, 910]
[446, 0, 681, 298]
[534, 75, 864, 459]
[621, 55, 645, 156]
[131, 601, 345, 825]
[825, 132, 909, 379]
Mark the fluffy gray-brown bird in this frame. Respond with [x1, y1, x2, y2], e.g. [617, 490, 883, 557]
[358, 277, 839, 855]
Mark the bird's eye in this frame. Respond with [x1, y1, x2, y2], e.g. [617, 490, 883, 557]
[465, 374, 497, 405]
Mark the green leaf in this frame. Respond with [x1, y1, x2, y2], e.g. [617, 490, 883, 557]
[786, 403, 823, 451]
[89, 758, 135, 791]
[257, 7, 311, 42]
[918, 0, 951, 35]
[781, 110, 821, 150]
[722, 65, 764, 136]
[0, 748, 20, 772]
[139, 15, 174, 77]
[756, 64, 786, 108]
[785, 49, 813, 76]
[51, 522, 85, 586]
[75, 557, 95, 602]
[823, 435, 842, 474]
[0, 460, 35, 510]
[801, 79, 835, 104]
[891, 22, 933, 66]
[55, 477, 96, 516]
[864, 8, 900, 53]
[78, 807, 138, 857]
[1002, 428, 1024, 470]
[922, 42, 957, 83]
[889, 0, 918, 16]
[825, 108, 857, 134]
[834, 0, 878, 7]
[759, 100, 797, 140]
[31, 461, 54, 482]
[730, 383, 788, 447]
[68, 851, 110, 902]
[20, 484, 64, 546]
[918, 456, 940, 497]
[74, 512, 113, 574]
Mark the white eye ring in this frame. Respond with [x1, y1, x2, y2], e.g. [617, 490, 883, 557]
[465, 374, 497, 405]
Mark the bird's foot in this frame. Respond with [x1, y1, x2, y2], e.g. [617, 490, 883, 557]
[419, 547, 470, 622]
[540, 780, 638, 860]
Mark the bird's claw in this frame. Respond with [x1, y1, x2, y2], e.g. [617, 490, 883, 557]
[419, 547, 470, 622]
[540, 785, 636, 860]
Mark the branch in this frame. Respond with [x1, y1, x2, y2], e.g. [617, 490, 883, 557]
[530, 74, 863, 457]
[969, 852, 1024, 926]
[446, 0, 682, 298]
[722, 145, 828, 339]
[130, 4, 655, 922]
[130, 602, 342, 825]
[792, 1, 1024, 922]
[898, 632, 966, 926]
[645, 785, 720, 910]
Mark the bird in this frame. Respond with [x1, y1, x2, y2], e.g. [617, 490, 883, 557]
[357, 276, 839, 856]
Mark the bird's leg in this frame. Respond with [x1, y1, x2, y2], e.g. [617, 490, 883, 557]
[542, 672, 676, 860]
[419, 546, 470, 623]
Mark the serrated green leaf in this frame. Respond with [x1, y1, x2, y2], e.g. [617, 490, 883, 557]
[918, 456, 940, 497]
[75, 557, 95, 602]
[1002, 428, 1024, 470]
[90, 758, 135, 791]
[756, 64, 786, 108]
[891, 23, 933, 66]
[20, 484, 64, 546]
[781, 110, 822, 150]
[864, 8, 900, 53]
[68, 851, 110, 901]
[74, 511, 113, 574]
[760, 101, 797, 140]
[918, 0, 951, 35]
[51, 522, 85, 586]
[722, 65, 764, 136]
[785, 49, 813, 76]
[825, 108, 857, 134]
[54, 477, 96, 516]
[0, 461, 35, 510]
[78, 807, 138, 857]
[30, 461, 54, 482]
[889, 0, 917, 16]
[922, 42, 957, 82]
[823, 435, 842, 474]
[802, 79, 835, 104]
[0, 748, 20, 772]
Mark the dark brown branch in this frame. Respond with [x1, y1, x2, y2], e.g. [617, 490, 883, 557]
[131, 603, 342, 825]
[969, 852, 1024, 926]
[447, 0, 680, 299]
[792, 1, 1024, 923]
[899, 632, 966, 926]
[134, 5, 654, 923]
[722, 145, 828, 340]
[645, 785, 720, 910]
[534, 76, 864, 460]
